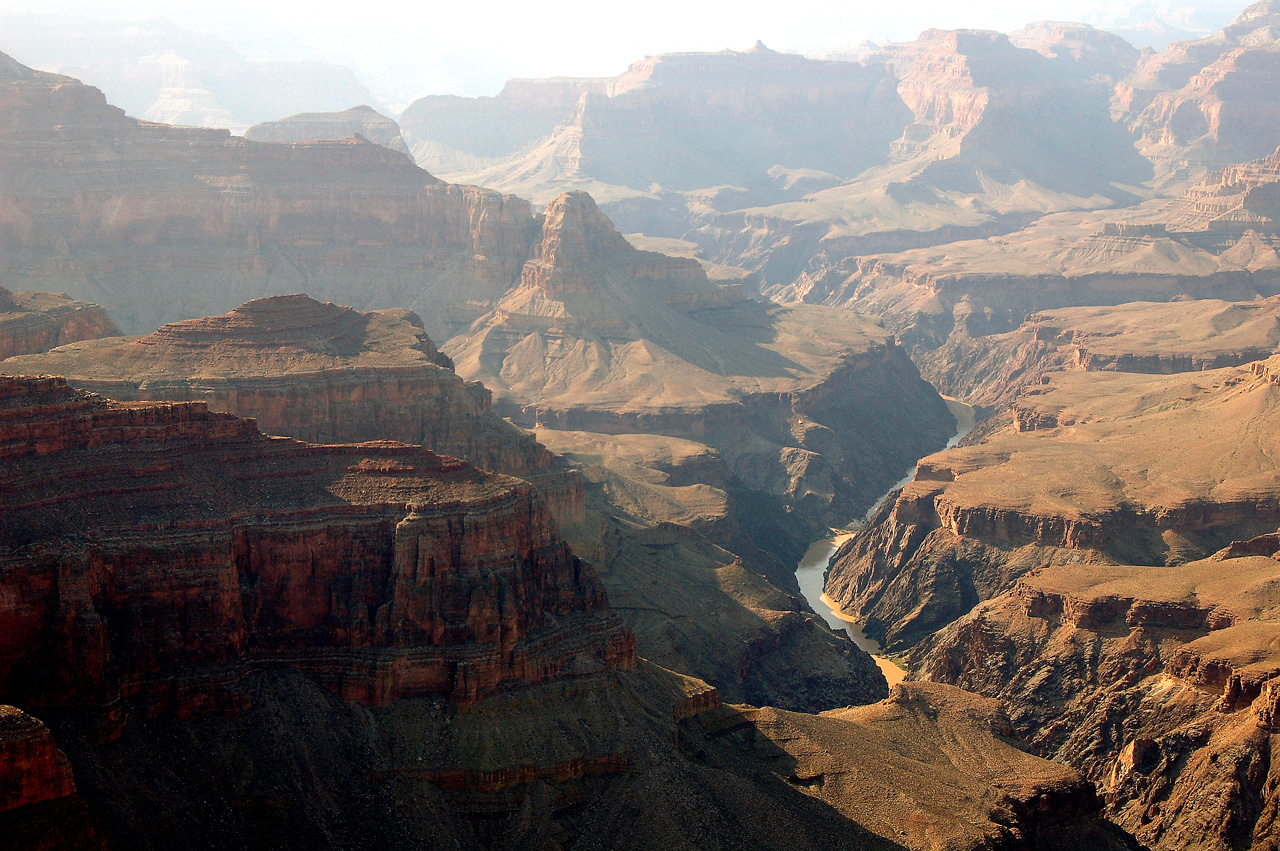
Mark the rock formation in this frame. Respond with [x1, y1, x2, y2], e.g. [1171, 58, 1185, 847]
[0, 375, 1133, 851]
[0, 287, 117, 360]
[826, 356, 1280, 651]
[0, 706, 104, 851]
[915, 543, 1280, 850]
[3, 294, 579, 519]
[1117, 0, 1280, 177]
[921, 295, 1280, 409]
[405, 43, 909, 204]
[447, 191, 956, 573]
[1009, 21, 1142, 81]
[0, 50, 536, 341]
[0, 375, 631, 717]
[536, 428, 889, 712]
[785, 145, 1280, 388]
[406, 30, 1151, 297]
[245, 105, 410, 155]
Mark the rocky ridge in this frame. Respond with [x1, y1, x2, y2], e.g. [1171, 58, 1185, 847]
[245, 105, 411, 155]
[826, 356, 1280, 651]
[0, 287, 117, 360]
[448, 191, 956, 572]
[3, 294, 580, 520]
[0, 50, 536, 341]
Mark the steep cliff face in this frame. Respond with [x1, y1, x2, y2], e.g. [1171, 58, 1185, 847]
[4, 294, 582, 521]
[0, 378, 1134, 851]
[0, 287, 118, 360]
[825, 359, 1280, 651]
[914, 546, 1280, 851]
[449, 192, 955, 562]
[0, 376, 631, 719]
[0, 706, 104, 851]
[0, 51, 536, 340]
[244, 105, 411, 155]
[1118, 0, 1280, 176]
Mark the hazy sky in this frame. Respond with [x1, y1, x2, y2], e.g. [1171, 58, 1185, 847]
[0, 0, 1251, 104]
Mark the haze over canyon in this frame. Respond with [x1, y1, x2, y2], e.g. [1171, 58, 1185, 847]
[3, 2, 1280, 850]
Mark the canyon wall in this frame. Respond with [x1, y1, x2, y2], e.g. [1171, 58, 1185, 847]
[826, 358, 1280, 650]
[4, 294, 583, 522]
[0, 375, 631, 720]
[0, 288, 117, 360]
[0, 52, 536, 340]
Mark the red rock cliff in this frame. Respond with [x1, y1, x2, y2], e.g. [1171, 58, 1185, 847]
[0, 287, 117, 360]
[0, 377, 633, 725]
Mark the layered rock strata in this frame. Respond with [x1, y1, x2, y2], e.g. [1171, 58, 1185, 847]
[826, 357, 1280, 651]
[790, 146, 1280, 391]
[0, 52, 536, 341]
[0, 376, 1134, 850]
[0, 287, 117, 360]
[5, 294, 581, 522]
[1118, 0, 1280, 177]
[0, 375, 631, 719]
[449, 192, 956, 567]
[919, 295, 1280, 409]
[915, 544, 1280, 850]
[0, 706, 104, 851]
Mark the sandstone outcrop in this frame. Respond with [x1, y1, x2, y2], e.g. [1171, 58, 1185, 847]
[0, 375, 631, 718]
[245, 105, 410, 155]
[0, 51, 536, 341]
[4, 294, 581, 520]
[0, 287, 117, 360]
[914, 546, 1280, 850]
[0, 706, 104, 851]
[826, 358, 1280, 651]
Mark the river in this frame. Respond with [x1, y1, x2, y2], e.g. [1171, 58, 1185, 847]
[793, 397, 976, 691]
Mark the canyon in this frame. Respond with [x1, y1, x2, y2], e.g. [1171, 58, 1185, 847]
[0, 376, 1133, 850]
[7, 3, 1280, 847]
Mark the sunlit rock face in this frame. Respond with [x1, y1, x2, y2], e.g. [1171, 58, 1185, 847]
[1118, 0, 1280, 176]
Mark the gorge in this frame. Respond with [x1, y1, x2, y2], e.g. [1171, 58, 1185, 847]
[6, 2, 1280, 848]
